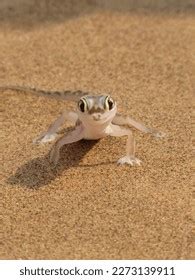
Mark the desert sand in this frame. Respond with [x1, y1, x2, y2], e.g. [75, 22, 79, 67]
[0, 0, 194, 259]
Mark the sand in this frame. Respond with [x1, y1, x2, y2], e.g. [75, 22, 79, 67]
[0, 0, 194, 259]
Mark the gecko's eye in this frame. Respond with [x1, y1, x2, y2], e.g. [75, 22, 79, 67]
[104, 96, 115, 110]
[78, 98, 88, 113]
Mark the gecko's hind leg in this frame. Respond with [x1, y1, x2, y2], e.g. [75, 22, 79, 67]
[33, 110, 78, 144]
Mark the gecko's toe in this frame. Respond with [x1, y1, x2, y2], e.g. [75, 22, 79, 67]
[33, 133, 58, 144]
[33, 137, 41, 144]
[117, 156, 141, 166]
[153, 131, 166, 138]
[41, 133, 58, 143]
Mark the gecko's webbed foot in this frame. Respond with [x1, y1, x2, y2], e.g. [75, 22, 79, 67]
[153, 131, 166, 138]
[149, 129, 166, 138]
[33, 133, 58, 144]
[117, 156, 141, 166]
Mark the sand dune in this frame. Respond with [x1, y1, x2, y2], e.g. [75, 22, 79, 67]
[0, 0, 194, 259]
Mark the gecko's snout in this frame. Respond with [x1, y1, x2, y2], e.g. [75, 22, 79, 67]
[93, 113, 102, 121]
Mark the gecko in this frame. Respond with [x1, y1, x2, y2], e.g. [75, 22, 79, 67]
[0, 85, 165, 166]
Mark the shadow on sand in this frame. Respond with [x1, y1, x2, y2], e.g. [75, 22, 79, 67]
[7, 139, 113, 189]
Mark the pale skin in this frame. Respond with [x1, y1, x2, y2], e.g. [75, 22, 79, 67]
[32, 95, 165, 166]
[0, 86, 165, 166]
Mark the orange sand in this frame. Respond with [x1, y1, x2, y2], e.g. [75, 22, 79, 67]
[0, 0, 194, 259]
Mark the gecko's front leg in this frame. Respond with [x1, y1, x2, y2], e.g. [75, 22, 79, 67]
[109, 124, 141, 166]
[113, 114, 165, 138]
[50, 125, 84, 165]
[33, 110, 78, 144]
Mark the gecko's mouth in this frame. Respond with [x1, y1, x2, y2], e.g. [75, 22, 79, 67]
[92, 110, 116, 123]
[93, 116, 101, 121]
[92, 113, 103, 121]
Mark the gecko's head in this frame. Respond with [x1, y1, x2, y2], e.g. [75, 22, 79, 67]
[77, 95, 117, 125]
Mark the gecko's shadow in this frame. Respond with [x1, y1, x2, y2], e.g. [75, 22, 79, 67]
[7, 139, 102, 189]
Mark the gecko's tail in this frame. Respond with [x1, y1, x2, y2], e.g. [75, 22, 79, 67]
[0, 85, 88, 101]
